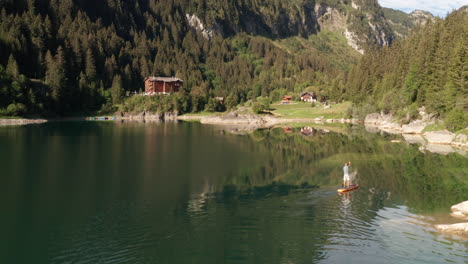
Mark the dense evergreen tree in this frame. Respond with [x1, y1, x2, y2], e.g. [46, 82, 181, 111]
[0, 0, 363, 116]
[6, 54, 19, 79]
[345, 8, 467, 129]
[111, 74, 123, 105]
[0, 0, 462, 118]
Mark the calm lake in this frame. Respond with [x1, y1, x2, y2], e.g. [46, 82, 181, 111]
[0, 121, 467, 263]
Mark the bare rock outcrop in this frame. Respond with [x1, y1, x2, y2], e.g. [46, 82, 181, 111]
[364, 113, 401, 133]
[435, 223, 468, 237]
[201, 113, 267, 125]
[423, 130, 455, 145]
[402, 122, 427, 134]
[450, 201, 468, 220]
[364, 110, 468, 150]
[116, 111, 170, 121]
[435, 201, 468, 238]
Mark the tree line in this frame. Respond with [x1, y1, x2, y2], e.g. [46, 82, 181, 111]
[345, 8, 467, 131]
[1, 0, 464, 125]
[0, 0, 357, 116]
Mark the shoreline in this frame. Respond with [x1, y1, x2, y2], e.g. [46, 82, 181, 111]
[178, 112, 467, 152]
[178, 113, 362, 126]
[363, 112, 468, 151]
[0, 118, 48, 126]
[3, 112, 467, 152]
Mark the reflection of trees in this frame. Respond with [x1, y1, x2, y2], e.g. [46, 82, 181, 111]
[226, 127, 468, 212]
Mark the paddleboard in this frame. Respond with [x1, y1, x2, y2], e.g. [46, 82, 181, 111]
[337, 184, 359, 193]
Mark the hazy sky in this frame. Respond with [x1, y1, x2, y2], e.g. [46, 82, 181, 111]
[378, 0, 467, 17]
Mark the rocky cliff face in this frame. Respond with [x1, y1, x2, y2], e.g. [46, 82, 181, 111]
[186, 0, 318, 39]
[410, 10, 436, 25]
[382, 8, 435, 39]
[313, 0, 393, 53]
[186, 0, 396, 53]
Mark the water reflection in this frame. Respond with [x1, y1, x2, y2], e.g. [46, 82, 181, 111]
[0, 122, 466, 264]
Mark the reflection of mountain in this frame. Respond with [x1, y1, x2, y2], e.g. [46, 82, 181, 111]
[224, 127, 468, 213]
[1, 122, 466, 263]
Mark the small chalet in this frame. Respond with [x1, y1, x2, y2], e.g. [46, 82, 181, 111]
[281, 95, 293, 104]
[144, 77, 183, 95]
[300, 92, 317, 102]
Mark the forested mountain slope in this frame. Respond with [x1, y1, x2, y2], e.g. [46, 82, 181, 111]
[0, 0, 430, 116]
[382, 8, 435, 39]
[346, 7, 467, 131]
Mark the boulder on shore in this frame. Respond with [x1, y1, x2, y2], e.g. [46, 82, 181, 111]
[435, 223, 468, 237]
[402, 122, 427, 134]
[451, 201, 468, 220]
[435, 201, 468, 238]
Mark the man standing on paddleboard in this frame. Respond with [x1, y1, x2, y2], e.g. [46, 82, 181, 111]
[343, 162, 351, 188]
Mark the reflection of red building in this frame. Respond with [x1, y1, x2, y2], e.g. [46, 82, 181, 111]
[144, 77, 183, 94]
[300, 126, 315, 136]
[281, 95, 292, 104]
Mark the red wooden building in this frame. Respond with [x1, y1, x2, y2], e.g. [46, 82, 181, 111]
[144, 77, 183, 94]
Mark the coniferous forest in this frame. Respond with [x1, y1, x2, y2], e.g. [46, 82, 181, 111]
[346, 8, 467, 130]
[0, 0, 355, 116]
[0, 0, 466, 126]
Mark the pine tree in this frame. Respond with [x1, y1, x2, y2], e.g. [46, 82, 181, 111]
[85, 48, 96, 82]
[111, 74, 123, 104]
[46, 47, 67, 104]
[403, 63, 422, 104]
[6, 54, 19, 79]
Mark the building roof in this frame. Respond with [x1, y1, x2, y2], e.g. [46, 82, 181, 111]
[145, 76, 183, 82]
[283, 95, 293, 100]
[300, 92, 314, 97]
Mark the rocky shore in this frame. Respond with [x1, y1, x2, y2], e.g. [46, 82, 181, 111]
[116, 110, 361, 127]
[116, 110, 467, 154]
[435, 201, 468, 238]
[0, 118, 48, 126]
[198, 112, 361, 127]
[115, 111, 178, 121]
[364, 109, 468, 152]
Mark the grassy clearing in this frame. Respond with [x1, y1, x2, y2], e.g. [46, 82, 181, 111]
[270, 101, 352, 119]
[180, 111, 216, 117]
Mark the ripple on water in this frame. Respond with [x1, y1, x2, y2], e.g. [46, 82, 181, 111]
[47, 189, 467, 264]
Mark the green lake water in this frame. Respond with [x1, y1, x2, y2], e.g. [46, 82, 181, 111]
[0, 121, 467, 263]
